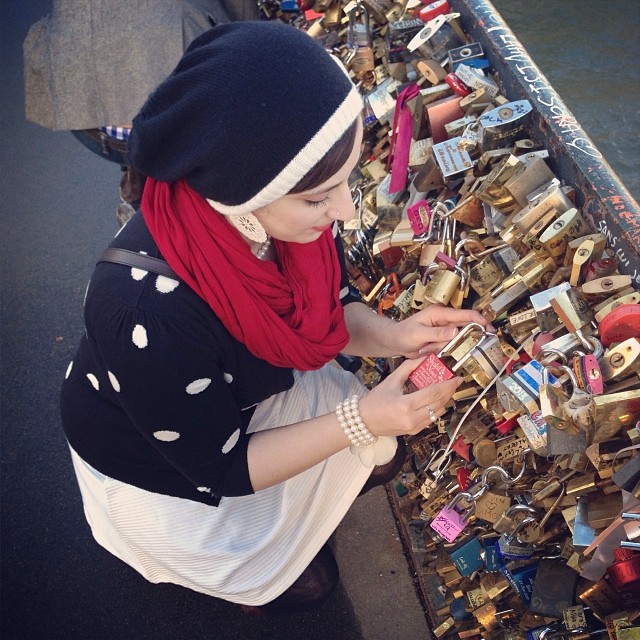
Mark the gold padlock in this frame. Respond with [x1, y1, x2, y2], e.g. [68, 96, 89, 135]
[538, 207, 591, 265]
[347, 4, 375, 76]
[599, 338, 640, 382]
[423, 268, 462, 305]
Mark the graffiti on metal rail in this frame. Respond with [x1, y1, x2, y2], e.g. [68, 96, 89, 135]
[596, 217, 640, 285]
[475, 3, 603, 160]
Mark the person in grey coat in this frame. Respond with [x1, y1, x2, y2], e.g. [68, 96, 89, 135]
[23, 0, 261, 224]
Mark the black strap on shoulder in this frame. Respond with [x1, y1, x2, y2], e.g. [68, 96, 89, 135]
[97, 248, 180, 280]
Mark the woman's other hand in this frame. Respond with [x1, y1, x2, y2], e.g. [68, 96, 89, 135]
[388, 304, 492, 359]
[357, 357, 463, 438]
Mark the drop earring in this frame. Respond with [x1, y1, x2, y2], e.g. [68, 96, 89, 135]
[206, 199, 268, 244]
[225, 213, 268, 244]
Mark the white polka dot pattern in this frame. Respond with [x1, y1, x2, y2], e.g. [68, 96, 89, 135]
[221, 428, 240, 454]
[223, 372, 233, 384]
[153, 430, 180, 442]
[108, 371, 121, 392]
[130, 251, 149, 280]
[131, 267, 148, 281]
[86, 373, 99, 390]
[132, 324, 148, 349]
[186, 378, 212, 395]
[155, 275, 180, 294]
[65, 361, 73, 379]
[197, 486, 211, 493]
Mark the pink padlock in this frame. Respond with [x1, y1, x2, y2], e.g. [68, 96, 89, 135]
[407, 200, 431, 236]
[430, 491, 475, 542]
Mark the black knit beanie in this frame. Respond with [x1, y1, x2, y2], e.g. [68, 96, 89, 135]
[128, 21, 363, 215]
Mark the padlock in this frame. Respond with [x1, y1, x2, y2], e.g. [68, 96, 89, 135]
[520, 207, 558, 256]
[599, 337, 640, 382]
[572, 349, 604, 395]
[418, 209, 450, 266]
[469, 255, 505, 296]
[598, 303, 640, 347]
[496, 373, 539, 415]
[496, 516, 537, 560]
[510, 181, 574, 235]
[517, 483, 566, 544]
[456, 330, 505, 387]
[347, 4, 375, 76]
[538, 207, 591, 265]
[474, 490, 512, 525]
[408, 322, 486, 389]
[475, 154, 525, 212]
[423, 262, 464, 306]
[430, 491, 476, 542]
[539, 364, 593, 437]
[477, 100, 534, 153]
[591, 388, 640, 442]
[492, 503, 537, 535]
[530, 282, 571, 332]
[548, 285, 594, 333]
[582, 274, 633, 299]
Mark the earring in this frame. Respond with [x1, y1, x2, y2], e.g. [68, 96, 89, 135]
[226, 213, 268, 244]
[205, 198, 268, 244]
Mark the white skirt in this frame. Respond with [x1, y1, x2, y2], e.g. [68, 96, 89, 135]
[70, 363, 373, 606]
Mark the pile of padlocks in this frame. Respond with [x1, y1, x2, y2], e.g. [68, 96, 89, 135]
[266, 0, 640, 636]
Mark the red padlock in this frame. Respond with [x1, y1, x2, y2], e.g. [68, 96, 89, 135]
[598, 303, 640, 347]
[445, 72, 471, 97]
[607, 547, 640, 593]
[457, 466, 472, 491]
[418, 0, 450, 23]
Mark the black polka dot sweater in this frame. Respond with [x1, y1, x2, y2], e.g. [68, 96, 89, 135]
[61, 212, 355, 505]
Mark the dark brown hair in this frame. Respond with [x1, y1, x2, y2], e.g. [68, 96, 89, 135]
[288, 118, 359, 194]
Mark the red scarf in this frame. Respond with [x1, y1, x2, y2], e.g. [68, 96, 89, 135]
[141, 178, 350, 371]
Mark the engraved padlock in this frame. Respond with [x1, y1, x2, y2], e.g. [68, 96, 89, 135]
[493, 504, 538, 535]
[538, 207, 591, 266]
[496, 516, 537, 560]
[430, 491, 476, 543]
[347, 4, 375, 76]
[408, 322, 486, 390]
[477, 100, 533, 154]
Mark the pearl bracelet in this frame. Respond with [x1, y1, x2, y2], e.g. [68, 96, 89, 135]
[335, 395, 378, 448]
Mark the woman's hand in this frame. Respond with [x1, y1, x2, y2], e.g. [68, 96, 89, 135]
[388, 304, 491, 359]
[357, 357, 463, 438]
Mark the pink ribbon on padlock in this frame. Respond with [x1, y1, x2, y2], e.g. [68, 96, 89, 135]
[387, 83, 419, 194]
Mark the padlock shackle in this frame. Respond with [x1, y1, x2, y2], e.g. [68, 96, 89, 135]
[537, 347, 568, 366]
[541, 363, 578, 392]
[481, 465, 511, 487]
[436, 322, 486, 358]
[451, 327, 499, 372]
[574, 329, 604, 359]
[446, 491, 476, 523]
[506, 515, 538, 542]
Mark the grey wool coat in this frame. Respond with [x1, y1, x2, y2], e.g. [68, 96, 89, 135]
[23, 0, 260, 131]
